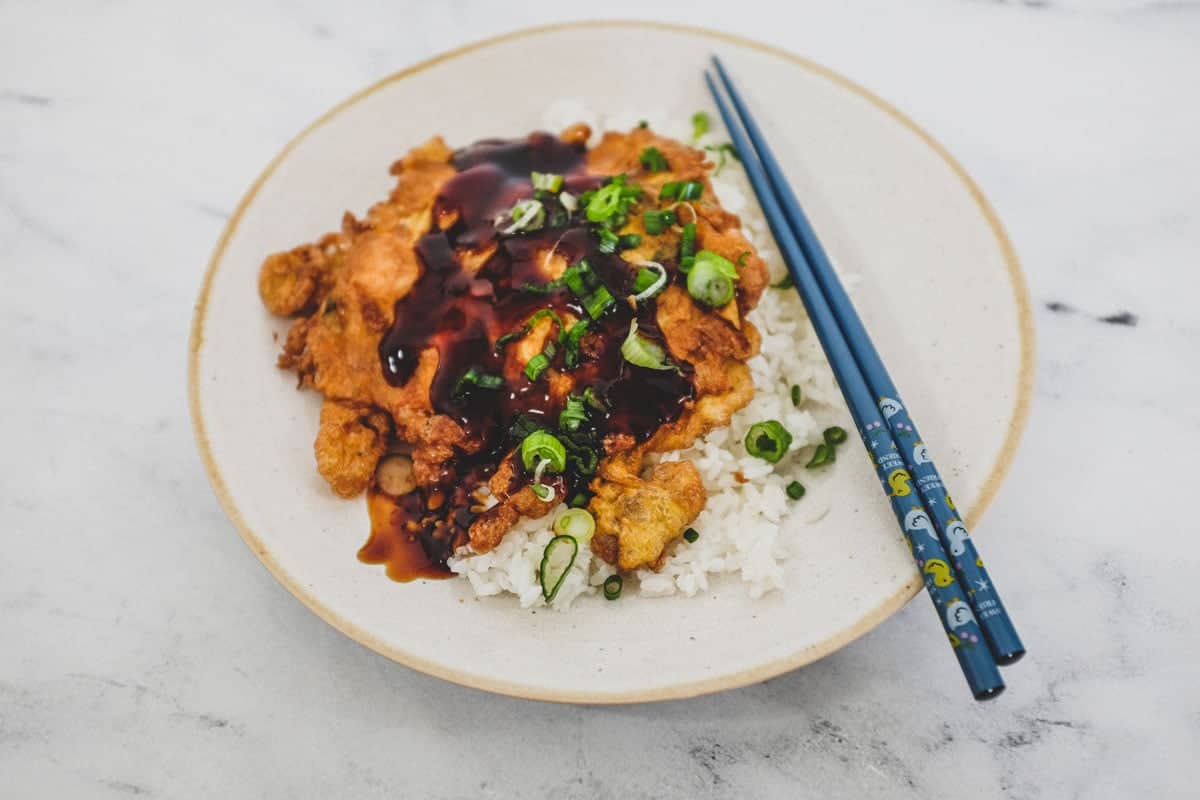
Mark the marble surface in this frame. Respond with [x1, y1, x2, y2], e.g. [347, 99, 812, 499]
[3, 1, 1197, 797]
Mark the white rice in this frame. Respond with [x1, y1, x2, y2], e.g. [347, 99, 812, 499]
[446, 107, 847, 609]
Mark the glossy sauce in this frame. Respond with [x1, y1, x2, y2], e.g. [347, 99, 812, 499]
[361, 132, 693, 581]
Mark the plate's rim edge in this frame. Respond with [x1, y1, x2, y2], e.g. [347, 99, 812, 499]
[187, 19, 1036, 705]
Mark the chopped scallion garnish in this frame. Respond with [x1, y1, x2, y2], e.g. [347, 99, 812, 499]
[618, 233, 642, 249]
[582, 386, 605, 411]
[772, 274, 795, 290]
[452, 367, 503, 400]
[704, 142, 740, 175]
[786, 481, 806, 500]
[691, 111, 709, 143]
[559, 395, 589, 433]
[639, 146, 669, 172]
[676, 181, 703, 201]
[554, 508, 595, 542]
[642, 209, 676, 235]
[630, 261, 667, 303]
[531, 171, 563, 192]
[562, 319, 590, 368]
[561, 320, 589, 368]
[524, 349, 553, 381]
[603, 574, 623, 601]
[679, 222, 697, 267]
[745, 420, 793, 464]
[683, 528, 699, 543]
[620, 319, 674, 371]
[521, 431, 566, 473]
[791, 384, 803, 407]
[495, 308, 564, 350]
[583, 286, 615, 319]
[585, 174, 641, 225]
[559, 191, 578, 213]
[500, 198, 545, 234]
[564, 259, 592, 297]
[596, 227, 620, 254]
[687, 249, 739, 307]
[659, 181, 703, 202]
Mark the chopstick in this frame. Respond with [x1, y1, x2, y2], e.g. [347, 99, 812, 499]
[709, 56, 1025, 668]
[704, 67, 1008, 700]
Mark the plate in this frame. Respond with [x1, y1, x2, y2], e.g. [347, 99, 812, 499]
[189, 21, 1033, 703]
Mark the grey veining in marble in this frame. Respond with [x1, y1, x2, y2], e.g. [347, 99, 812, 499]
[2, 0, 1197, 797]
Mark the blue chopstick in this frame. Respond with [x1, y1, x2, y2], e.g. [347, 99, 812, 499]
[710, 56, 1025, 665]
[704, 71, 1005, 700]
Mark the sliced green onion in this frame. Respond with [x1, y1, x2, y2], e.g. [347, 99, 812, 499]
[568, 492, 589, 508]
[596, 227, 620, 254]
[525, 352, 550, 381]
[786, 481, 806, 500]
[683, 527, 699, 543]
[508, 414, 540, 442]
[679, 222, 697, 266]
[737, 251, 751, 267]
[583, 286, 615, 319]
[642, 209, 676, 235]
[824, 426, 848, 446]
[559, 191, 578, 213]
[559, 395, 589, 432]
[691, 111, 709, 143]
[517, 278, 564, 295]
[554, 508, 595, 542]
[530, 456, 556, 503]
[452, 367, 503, 400]
[620, 320, 674, 371]
[582, 387, 605, 410]
[631, 268, 657, 294]
[805, 442, 836, 469]
[539, 535, 578, 602]
[618, 233, 642, 249]
[772, 275, 795, 290]
[603, 574, 623, 601]
[694, 249, 739, 280]
[531, 171, 563, 192]
[566, 445, 599, 476]
[704, 142, 739, 175]
[500, 199, 545, 234]
[637, 119, 649, 129]
[676, 181, 703, 201]
[562, 319, 590, 368]
[639, 146, 668, 172]
[521, 430, 566, 472]
[586, 182, 622, 222]
[745, 420, 793, 464]
[585, 175, 641, 224]
[791, 384, 803, 407]
[659, 180, 703, 202]
[631, 261, 667, 303]
[564, 259, 592, 297]
[687, 250, 739, 307]
[495, 309, 564, 350]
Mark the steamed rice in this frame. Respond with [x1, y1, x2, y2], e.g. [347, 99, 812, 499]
[446, 106, 847, 609]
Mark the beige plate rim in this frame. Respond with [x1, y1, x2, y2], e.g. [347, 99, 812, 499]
[188, 19, 1036, 705]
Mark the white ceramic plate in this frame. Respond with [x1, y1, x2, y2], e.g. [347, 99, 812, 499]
[189, 22, 1033, 703]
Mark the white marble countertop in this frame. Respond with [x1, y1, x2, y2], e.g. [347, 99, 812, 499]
[3, 1, 1197, 797]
